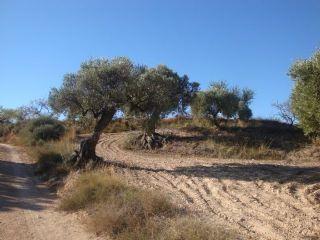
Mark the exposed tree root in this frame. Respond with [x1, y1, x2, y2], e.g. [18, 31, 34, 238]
[140, 132, 169, 149]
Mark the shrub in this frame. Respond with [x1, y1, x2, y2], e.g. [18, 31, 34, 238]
[27, 130, 75, 179]
[28, 116, 65, 142]
[35, 152, 63, 175]
[32, 124, 65, 141]
[60, 171, 130, 211]
[0, 124, 11, 138]
[28, 116, 57, 131]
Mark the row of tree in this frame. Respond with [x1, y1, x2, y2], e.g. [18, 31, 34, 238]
[2, 50, 319, 166]
[46, 57, 254, 166]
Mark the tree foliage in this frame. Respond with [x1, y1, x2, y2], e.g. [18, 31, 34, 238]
[238, 88, 254, 120]
[176, 75, 200, 116]
[0, 106, 18, 124]
[289, 50, 320, 135]
[49, 57, 136, 118]
[125, 65, 198, 134]
[49, 57, 139, 166]
[191, 81, 254, 123]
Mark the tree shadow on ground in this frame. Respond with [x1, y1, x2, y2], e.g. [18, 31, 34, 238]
[0, 159, 56, 212]
[178, 124, 309, 152]
[107, 160, 320, 185]
[172, 163, 320, 184]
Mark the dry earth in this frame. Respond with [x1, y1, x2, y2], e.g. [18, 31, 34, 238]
[0, 144, 100, 240]
[97, 132, 320, 240]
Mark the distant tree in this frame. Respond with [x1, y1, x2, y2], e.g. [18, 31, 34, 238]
[190, 91, 212, 119]
[191, 82, 254, 124]
[289, 50, 320, 135]
[0, 106, 8, 124]
[17, 98, 53, 121]
[238, 105, 252, 121]
[125, 65, 194, 148]
[49, 57, 139, 166]
[176, 75, 200, 116]
[272, 100, 296, 125]
[0, 106, 19, 124]
[238, 88, 254, 120]
[191, 81, 253, 125]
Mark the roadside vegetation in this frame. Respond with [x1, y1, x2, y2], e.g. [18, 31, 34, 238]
[60, 169, 236, 240]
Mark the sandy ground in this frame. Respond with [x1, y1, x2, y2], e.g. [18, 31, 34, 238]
[97, 132, 320, 240]
[0, 144, 99, 240]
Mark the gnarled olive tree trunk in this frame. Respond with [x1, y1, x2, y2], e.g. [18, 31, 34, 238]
[73, 108, 116, 168]
[140, 112, 167, 149]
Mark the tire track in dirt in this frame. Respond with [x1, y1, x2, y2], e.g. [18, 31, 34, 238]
[0, 144, 100, 240]
[97, 133, 320, 240]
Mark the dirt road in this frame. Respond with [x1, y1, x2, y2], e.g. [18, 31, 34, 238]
[97, 133, 320, 240]
[0, 144, 98, 240]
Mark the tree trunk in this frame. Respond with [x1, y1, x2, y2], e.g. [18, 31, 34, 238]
[140, 112, 167, 149]
[211, 111, 220, 127]
[72, 108, 116, 168]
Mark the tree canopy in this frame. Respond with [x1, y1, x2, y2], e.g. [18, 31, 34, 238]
[49, 57, 140, 166]
[125, 65, 198, 134]
[191, 81, 254, 123]
[289, 50, 320, 135]
[49, 57, 136, 118]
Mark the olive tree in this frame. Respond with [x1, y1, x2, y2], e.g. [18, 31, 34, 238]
[176, 75, 200, 116]
[191, 81, 254, 124]
[125, 65, 196, 148]
[238, 88, 254, 120]
[191, 81, 237, 125]
[289, 50, 320, 135]
[49, 57, 138, 166]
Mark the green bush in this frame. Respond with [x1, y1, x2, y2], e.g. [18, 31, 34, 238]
[32, 124, 65, 141]
[28, 116, 65, 142]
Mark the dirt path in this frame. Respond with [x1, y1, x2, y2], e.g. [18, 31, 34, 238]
[97, 133, 320, 240]
[0, 144, 98, 240]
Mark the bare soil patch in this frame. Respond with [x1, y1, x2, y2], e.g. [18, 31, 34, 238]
[97, 132, 320, 240]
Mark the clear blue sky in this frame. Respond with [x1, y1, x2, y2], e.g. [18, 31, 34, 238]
[1, 0, 319, 118]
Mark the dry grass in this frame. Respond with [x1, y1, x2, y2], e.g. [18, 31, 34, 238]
[189, 139, 285, 160]
[124, 117, 311, 160]
[14, 128, 76, 179]
[60, 169, 236, 240]
[60, 170, 132, 211]
[163, 217, 236, 240]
